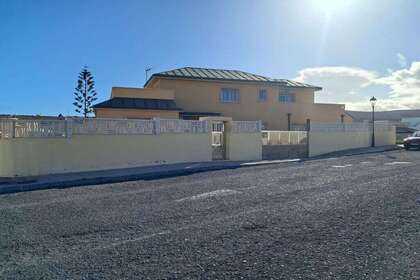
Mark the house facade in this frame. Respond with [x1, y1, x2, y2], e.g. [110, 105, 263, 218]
[93, 67, 351, 130]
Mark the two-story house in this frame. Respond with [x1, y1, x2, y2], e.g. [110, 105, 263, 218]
[93, 67, 351, 130]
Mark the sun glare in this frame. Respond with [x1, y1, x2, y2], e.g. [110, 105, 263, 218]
[312, 0, 352, 15]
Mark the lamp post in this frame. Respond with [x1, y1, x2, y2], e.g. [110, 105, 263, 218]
[370, 96, 377, 147]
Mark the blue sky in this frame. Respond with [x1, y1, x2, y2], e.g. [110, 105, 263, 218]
[0, 0, 419, 115]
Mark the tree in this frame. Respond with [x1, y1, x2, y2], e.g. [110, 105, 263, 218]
[73, 66, 98, 117]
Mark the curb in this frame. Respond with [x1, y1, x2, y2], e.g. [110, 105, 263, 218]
[0, 164, 240, 195]
[303, 145, 402, 161]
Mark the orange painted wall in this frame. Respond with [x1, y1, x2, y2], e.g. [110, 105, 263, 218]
[94, 108, 180, 119]
[152, 77, 350, 130]
[111, 87, 174, 100]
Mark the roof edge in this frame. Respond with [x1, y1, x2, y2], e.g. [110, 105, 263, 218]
[145, 74, 322, 90]
[92, 97, 183, 111]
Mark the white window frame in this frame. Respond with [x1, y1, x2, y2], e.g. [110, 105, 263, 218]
[220, 88, 240, 103]
[278, 90, 295, 103]
[258, 89, 268, 102]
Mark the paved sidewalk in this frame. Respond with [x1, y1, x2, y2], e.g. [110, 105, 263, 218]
[0, 145, 400, 195]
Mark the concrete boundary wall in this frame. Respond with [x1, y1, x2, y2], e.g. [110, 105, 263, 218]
[309, 125, 396, 157]
[224, 120, 262, 162]
[262, 145, 307, 160]
[226, 132, 262, 161]
[0, 134, 212, 177]
[0, 118, 263, 177]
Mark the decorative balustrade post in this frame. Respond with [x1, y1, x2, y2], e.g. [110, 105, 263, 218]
[153, 118, 161, 135]
[204, 120, 210, 134]
[257, 120, 262, 132]
[65, 118, 73, 138]
[12, 120, 16, 138]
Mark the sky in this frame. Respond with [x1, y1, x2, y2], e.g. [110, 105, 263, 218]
[0, 0, 419, 115]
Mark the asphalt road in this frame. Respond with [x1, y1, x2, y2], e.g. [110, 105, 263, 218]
[1, 150, 419, 279]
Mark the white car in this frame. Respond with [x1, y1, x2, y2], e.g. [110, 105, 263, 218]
[403, 131, 420, 150]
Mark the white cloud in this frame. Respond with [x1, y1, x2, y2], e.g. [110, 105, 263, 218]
[296, 66, 378, 83]
[295, 61, 420, 111]
[397, 53, 407, 68]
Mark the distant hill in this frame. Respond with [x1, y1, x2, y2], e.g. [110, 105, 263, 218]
[346, 110, 420, 122]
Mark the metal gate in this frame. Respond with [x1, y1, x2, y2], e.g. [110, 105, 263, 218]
[212, 121, 226, 160]
[261, 130, 308, 160]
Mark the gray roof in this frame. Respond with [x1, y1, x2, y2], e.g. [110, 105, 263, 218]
[346, 110, 420, 122]
[93, 98, 182, 111]
[0, 114, 66, 120]
[145, 67, 321, 89]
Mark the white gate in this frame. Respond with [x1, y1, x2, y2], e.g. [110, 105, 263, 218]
[211, 121, 226, 160]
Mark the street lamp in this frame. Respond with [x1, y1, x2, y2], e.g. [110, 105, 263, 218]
[370, 96, 377, 147]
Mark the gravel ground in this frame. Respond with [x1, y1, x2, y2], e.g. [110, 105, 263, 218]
[0, 150, 419, 279]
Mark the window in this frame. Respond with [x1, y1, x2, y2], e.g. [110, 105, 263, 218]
[258, 89, 268, 102]
[220, 88, 240, 103]
[278, 92, 295, 103]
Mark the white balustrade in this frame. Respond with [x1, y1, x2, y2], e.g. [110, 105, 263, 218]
[157, 119, 209, 134]
[231, 121, 261, 133]
[0, 118, 213, 138]
[0, 120, 13, 139]
[310, 122, 394, 133]
[11, 120, 66, 138]
[262, 131, 307, 145]
[71, 118, 155, 135]
[310, 123, 370, 132]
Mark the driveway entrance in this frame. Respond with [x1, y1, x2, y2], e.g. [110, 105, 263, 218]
[262, 131, 308, 160]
